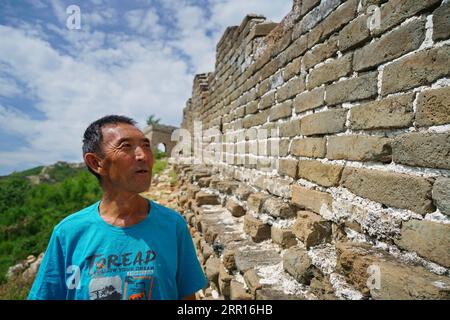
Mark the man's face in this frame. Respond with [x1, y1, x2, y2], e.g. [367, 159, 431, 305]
[98, 123, 153, 193]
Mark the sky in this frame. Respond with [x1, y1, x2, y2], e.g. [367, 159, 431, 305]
[0, 0, 291, 175]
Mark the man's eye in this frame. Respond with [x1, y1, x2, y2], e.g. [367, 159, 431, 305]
[122, 143, 131, 148]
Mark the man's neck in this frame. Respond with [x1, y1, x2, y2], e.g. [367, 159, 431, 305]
[99, 191, 149, 227]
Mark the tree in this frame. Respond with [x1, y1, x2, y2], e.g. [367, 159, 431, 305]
[146, 115, 161, 126]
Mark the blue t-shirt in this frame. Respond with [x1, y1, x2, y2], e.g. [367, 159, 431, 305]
[28, 199, 207, 300]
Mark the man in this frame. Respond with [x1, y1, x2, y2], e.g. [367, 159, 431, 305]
[28, 115, 206, 300]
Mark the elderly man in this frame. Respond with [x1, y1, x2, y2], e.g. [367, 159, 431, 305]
[28, 115, 206, 300]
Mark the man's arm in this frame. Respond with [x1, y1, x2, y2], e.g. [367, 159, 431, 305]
[181, 293, 196, 300]
[28, 228, 67, 300]
[176, 219, 207, 300]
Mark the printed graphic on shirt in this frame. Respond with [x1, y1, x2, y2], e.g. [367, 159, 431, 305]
[86, 250, 157, 300]
[123, 272, 154, 300]
[89, 275, 122, 300]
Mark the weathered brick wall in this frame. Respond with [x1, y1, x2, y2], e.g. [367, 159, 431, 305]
[178, 0, 450, 300]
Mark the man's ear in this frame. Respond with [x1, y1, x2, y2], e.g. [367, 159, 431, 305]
[84, 153, 104, 176]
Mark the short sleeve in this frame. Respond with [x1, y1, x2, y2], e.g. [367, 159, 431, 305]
[176, 220, 207, 299]
[27, 228, 67, 300]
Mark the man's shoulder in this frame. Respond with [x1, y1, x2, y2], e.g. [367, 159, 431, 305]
[54, 201, 99, 233]
[149, 199, 186, 225]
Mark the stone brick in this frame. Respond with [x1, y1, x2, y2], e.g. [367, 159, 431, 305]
[293, 210, 332, 248]
[395, 220, 450, 268]
[249, 22, 278, 39]
[300, 0, 342, 35]
[283, 246, 315, 284]
[416, 87, 450, 127]
[338, 14, 370, 52]
[326, 135, 392, 162]
[298, 160, 344, 187]
[301, 0, 321, 16]
[187, 184, 201, 198]
[284, 35, 308, 62]
[195, 191, 220, 206]
[235, 184, 254, 201]
[283, 57, 302, 81]
[247, 192, 269, 212]
[294, 87, 324, 114]
[278, 158, 298, 179]
[234, 249, 281, 273]
[340, 167, 434, 215]
[381, 46, 450, 95]
[290, 138, 326, 158]
[216, 180, 239, 194]
[336, 242, 450, 299]
[257, 78, 271, 97]
[269, 101, 293, 122]
[303, 36, 338, 71]
[266, 177, 292, 199]
[271, 226, 297, 248]
[349, 93, 415, 130]
[223, 249, 236, 270]
[279, 119, 301, 137]
[326, 71, 378, 105]
[353, 17, 426, 71]
[262, 197, 296, 218]
[205, 256, 221, 287]
[307, 54, 353, 89]
[304, 0, 358, 48]
[243, 109, 269, 128]
[244, 215, 271, 242]
[278, 139, 290, 157]
[277, 77, 305, 102]
[392, 133, 450, 170]
[259, 91, 275, 110]
[300, 109, 347, 136]
[218, 264, 233, 298]
[433, 178, 450, 216]
[198, 177, 212, 188]
[255, 289, 305, 300]
[291, 185, 333, 214]
[433, 2, 450, 41]
[230, 280, 252, 300]
[226, 199, 246, 217]
[245, 100, 258, 115]
[374, 0, 441, 36]
[243, 269, 262, 295]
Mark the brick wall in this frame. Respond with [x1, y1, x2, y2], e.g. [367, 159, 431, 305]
[177, 0, 450, 300]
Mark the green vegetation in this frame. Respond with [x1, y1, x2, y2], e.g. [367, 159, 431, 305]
[0, 275, 34, 300]
[146, 114, 160, 126]
[0, 164, 102, 286]
[152, 159, 168, 176]
[169, 170, 178, 186]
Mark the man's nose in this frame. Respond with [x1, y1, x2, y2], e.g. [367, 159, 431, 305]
[135, 146, 147, 160]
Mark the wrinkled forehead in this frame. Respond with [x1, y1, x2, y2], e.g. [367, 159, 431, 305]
[101, 123, 146, 144]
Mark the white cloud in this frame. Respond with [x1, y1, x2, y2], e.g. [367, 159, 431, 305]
[125, 9, 163, 36]
[0, 25, 192, 173]
[0, 77, 22, 97]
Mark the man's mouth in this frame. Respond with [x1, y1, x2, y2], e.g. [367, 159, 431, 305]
[136, 169, 149, 174]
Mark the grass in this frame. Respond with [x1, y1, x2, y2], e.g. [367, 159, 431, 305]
[169, 170, 178, 186]
[152, 158, 168, 176]
[0, 275, 34, 300]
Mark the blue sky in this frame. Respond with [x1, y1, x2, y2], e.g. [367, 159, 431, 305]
[0, 0, 291, 175]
